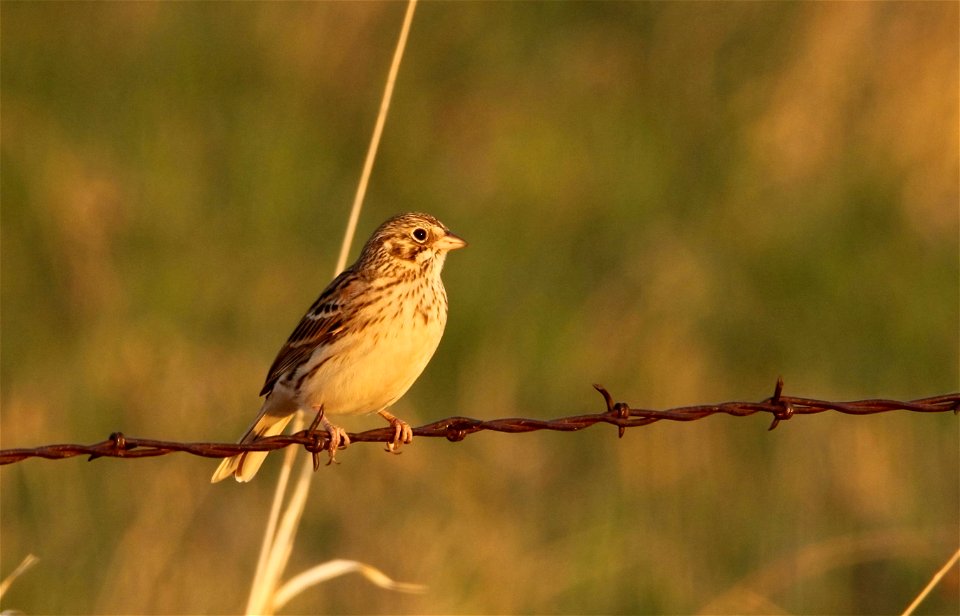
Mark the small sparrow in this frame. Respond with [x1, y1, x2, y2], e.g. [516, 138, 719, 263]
[212, 212, 466, 483]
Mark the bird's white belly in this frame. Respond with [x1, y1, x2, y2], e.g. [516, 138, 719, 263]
[295, 310, 445, 416]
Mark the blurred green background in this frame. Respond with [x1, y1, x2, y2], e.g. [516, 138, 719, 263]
[2, 2, 957, 614]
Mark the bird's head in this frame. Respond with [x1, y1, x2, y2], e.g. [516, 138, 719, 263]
[360, 212, 466, 277]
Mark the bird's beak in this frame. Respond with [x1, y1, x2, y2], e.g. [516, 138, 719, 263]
[435, 231, 467, 252]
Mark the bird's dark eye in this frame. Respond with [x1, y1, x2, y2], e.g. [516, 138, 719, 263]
[412, 228, 428, 242]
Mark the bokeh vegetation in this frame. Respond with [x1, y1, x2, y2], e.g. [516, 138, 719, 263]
[2, 2, 957, 614]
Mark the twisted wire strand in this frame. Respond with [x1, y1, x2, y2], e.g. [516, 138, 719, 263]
[2, 380, 957, 466]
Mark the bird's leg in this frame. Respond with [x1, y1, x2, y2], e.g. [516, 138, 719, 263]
[378, 409, 413, 454]
[313, 406, 350, 465]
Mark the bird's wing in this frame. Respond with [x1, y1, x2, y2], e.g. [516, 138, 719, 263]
[259, 269, 367, 396]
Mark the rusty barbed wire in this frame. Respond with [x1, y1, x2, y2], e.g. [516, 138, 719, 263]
[1, 379, 957, 466]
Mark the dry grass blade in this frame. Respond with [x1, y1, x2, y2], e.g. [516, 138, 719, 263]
[272, 559, 427, 612]
[901, 547, 960, 616]
[246, 413, 304, 615]
[0, 554, 39, 600]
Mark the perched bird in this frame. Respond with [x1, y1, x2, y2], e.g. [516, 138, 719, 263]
[212, 212, 466, 483]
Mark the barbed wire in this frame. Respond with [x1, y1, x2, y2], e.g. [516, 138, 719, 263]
[1, 379, 957, 467]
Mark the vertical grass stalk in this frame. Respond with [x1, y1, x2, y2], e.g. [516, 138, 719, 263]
[244, 2, 419, 613]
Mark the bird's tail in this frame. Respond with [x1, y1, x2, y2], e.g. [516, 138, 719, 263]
[211, 405, 295, 483]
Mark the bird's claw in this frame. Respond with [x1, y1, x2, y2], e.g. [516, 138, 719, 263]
[321, 416, 350, 465]
[379, 410, 413, 454]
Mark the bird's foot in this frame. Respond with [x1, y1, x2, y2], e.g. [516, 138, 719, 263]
[313, 408, 350, 465]
[378, 409, 413, 454]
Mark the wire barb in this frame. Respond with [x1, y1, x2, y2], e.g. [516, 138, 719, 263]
[765, 376, 794, 431]
[592, 384, 631, 437]
[1, 380, 956, 467]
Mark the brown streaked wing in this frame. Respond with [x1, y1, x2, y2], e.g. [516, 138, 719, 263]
[259, 270, 367, 396]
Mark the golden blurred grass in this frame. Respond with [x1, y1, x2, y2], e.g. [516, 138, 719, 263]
[2, 2, 957, 614]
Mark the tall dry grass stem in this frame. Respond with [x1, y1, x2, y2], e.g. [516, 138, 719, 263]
[335, 0, 419, 274]
[244, 2, 419, 613]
